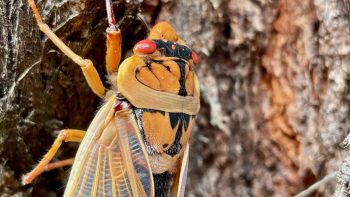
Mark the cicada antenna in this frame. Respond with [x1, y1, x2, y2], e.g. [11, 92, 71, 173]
[105, 0, 118, 30]
[137, 13, 151, 33]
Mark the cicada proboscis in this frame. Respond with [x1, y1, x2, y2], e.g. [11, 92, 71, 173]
[22, 0, 200, 196]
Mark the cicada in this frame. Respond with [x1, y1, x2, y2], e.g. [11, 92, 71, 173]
[22, 0, 200, 196]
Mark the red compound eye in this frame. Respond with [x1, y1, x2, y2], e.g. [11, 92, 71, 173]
[133, 39, 157, 54]
[192, 51, 198, 64]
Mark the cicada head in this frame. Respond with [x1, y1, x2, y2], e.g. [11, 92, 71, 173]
[117, 22, 200, 114]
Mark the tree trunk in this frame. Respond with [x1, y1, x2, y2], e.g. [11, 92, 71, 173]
[1, 0, 350, 196]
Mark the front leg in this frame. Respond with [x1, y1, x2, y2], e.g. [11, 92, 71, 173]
[105, 0, 122, 73]
[106, 29, 122, 73]
[28, 0, 105, 98]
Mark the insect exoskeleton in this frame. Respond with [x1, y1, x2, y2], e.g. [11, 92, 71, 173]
[22, 0, 200, 196]
[117, 22, 200, 195]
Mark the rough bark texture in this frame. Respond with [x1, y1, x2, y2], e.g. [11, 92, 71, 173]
[1, 0, 350, 196]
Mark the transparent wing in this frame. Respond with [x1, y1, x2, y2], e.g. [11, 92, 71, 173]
[110, 111, 154, 197]
[65, 106, 154, 197]
[172, 143, 189, 197]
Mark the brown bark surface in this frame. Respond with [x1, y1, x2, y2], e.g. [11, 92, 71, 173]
[1, 0, 350, 196]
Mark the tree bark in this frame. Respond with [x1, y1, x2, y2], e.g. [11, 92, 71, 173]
[1, 0, 350, 196]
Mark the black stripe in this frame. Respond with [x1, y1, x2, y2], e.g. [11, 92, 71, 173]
[165, 112, 191, 156]
[152, 39, 191, 96]
[176, 60, 187, 96]
[153, 40, 192, 60]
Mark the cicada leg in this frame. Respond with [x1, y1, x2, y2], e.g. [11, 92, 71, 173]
[105, 29, 122, 73]
[45, 158, 75, 172]
[105, 0, 122, 73]
[27, 0, 105, 98]
[22, 129, 85, 185]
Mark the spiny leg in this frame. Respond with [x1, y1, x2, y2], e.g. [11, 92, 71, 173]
[27, 0, 105, 97]
[105, 0, 122, 73]
[22, 129, 85, 185]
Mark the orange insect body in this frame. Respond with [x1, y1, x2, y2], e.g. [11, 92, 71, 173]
[23, 1, 200, 196]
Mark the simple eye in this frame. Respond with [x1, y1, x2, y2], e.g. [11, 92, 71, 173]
[192, 51, 198, 64]
[133, 39, 157, 54]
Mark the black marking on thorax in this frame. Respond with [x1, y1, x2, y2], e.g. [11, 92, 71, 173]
[153, 40, 192, 96]
[176, 60, 187, 96]
[133, 108, 191, 157]
[165, 112, 190, 156]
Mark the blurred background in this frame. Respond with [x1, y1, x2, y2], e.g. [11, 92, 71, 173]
[1, 0, 350, 196]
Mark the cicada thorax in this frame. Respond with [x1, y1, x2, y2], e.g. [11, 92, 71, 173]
[116, 22, 200, 196]
[134, 109, 195, 156]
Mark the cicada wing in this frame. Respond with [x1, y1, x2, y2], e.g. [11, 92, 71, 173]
[171, 143, 189, 197]
[64, 106, 154, 197]
[111, 111, 154, 197]
[64, 97, 116, 197]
